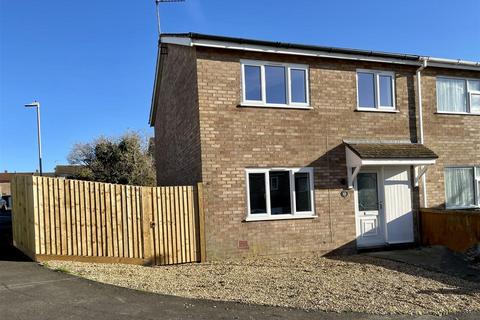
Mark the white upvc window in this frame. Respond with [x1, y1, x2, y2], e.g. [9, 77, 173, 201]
[444, 166, 480, 209]
[245, 167, 315, 221]
[436, 76, 480, 115]
[241, 60, 310, 109]
[356, 69, 396, 111]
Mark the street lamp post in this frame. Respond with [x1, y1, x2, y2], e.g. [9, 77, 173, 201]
[25, 101, 43, 176]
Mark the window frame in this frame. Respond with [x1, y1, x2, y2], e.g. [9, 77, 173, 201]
[444, 166, 480, 209]
[436, 76, 480, 115]
[469, 91, 480, 114]
[356, 69, 397, 112]
[241, 60, 310, 109]
[245, 167, 315, 221]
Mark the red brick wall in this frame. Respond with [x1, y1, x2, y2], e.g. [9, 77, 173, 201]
[153, 44, 202, 186]
[419, 68, 480, 208]
[195, 47, 420, 259]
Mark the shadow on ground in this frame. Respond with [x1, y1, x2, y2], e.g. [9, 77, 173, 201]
[327, 246, 480, 296]
[0, 210, 31, 262]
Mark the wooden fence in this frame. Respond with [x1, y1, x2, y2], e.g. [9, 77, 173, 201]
[11, 175, 205, 265]
[420, 208, 480, 252]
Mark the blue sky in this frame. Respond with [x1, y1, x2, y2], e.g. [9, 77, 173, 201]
[1, 0, 479, 173]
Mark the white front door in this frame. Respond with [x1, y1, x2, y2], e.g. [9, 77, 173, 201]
[383, 166, 414, 244]
[355, 166, 415, 248]
[355, 169, 385, 247]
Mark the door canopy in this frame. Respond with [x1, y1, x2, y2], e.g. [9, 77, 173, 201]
[345, 141, 438, 189]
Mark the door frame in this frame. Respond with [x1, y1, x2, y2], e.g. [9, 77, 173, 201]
[353, 166, 387, 248]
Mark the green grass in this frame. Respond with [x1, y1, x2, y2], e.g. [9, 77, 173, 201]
[53, 266, 71, 274]
[41, 262, 70, 274]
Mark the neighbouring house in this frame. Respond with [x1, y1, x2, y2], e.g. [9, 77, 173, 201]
[1, 171, 41, 210]
[0, 171, 42, 196]
[149, 33, 480, 259]
[0, 173, 13, 196]
[1, 167, 73, 197]
[54, 165, 85, 178]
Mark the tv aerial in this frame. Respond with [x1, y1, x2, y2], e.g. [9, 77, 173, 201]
[155, 0, 185, 36]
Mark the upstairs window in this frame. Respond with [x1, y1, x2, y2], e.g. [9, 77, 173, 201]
[357, 70, 396, 111]
[445, 166, 480, 209]
[241, 60, 309, 108]
[437, 77, 480, 114]
[244, 65, 262, 101]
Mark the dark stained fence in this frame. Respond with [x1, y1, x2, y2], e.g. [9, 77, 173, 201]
[420, 208, 480, 252]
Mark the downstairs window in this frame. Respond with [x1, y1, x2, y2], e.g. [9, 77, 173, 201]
[246, 168, 315, 221]
[444, 166, 480, 209]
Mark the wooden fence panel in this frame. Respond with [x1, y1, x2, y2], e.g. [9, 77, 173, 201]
[421, 208, 480, 252]
[148, 185, 200, 264]
[11, 176, 36, 259]
[11, 176, 204, 265]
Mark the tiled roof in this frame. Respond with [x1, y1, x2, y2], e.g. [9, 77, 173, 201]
[346, 143, 438, 160]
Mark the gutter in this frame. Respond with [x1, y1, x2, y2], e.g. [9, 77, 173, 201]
[160, 33, 480, 71]
[161, 36, 422, 67]
[416, 57, 429, 208]
[162, 32, 421, 61]
[427, 57, 480, 68]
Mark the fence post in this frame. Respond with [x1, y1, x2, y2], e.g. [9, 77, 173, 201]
[11, 176, 17, 248]
[26, 175, 37, 258]
[141, 187, 154, 265]
[196, 182, 206, 263]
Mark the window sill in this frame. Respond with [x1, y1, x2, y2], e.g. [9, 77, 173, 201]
[355, 108, 399, 113]
[239, 103, 312, 110]
[244, 214, 317, 222]
[435, 111, 480, 116]
[446, 206, 480, 210]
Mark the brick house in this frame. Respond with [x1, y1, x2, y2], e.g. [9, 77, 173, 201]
[149, 33, 480, 259]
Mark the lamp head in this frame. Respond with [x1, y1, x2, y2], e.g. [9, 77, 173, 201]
[25, 101, 40, 108]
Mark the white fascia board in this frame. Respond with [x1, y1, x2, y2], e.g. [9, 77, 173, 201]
[361, 158, 437, 166]
[427, 62, 480, 72]
[161, 36, 420, 66]
[161, 36, 193, 47]
[149, 46, 161, 126]
[427, 57, 480, 68]
[161, 36, 480, 71]
[192, 39, 421, 66]
[345, 146, 437, 167]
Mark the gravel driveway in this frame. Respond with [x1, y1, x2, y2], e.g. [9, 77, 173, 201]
[45, 254, 480, 316]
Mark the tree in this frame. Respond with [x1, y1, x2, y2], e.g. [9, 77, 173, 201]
[68, 131, 156, 186]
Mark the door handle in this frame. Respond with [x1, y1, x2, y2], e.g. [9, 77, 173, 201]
[378, 201, 383, 209]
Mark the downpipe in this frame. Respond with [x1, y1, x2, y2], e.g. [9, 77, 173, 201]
[416, 58, 428, 208]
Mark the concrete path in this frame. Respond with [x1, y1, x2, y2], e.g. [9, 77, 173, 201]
[366, 246, 480, 283]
